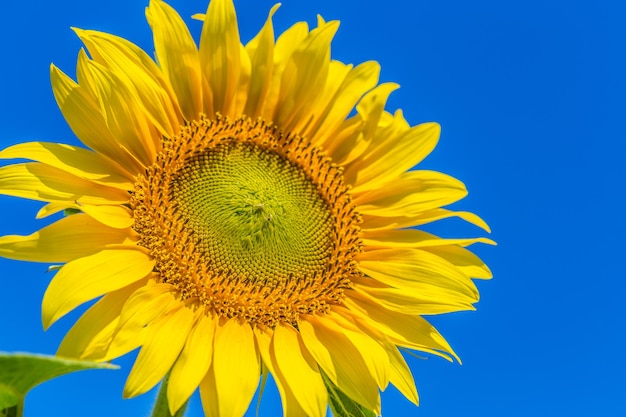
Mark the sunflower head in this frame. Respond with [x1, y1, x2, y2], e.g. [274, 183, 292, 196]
[0, 0, 492, 416]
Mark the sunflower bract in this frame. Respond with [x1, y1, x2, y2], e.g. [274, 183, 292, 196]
[0, 0, 493, 416]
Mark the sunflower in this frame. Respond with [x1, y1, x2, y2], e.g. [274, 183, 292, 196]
[0, 0, 492, 416]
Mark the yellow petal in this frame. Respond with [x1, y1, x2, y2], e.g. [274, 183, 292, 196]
[106, 282, 177, 361]
[34, 201, 135, 230]
[254, 327, 308, 417]
[362, 228, 495, 249]
[351, 83, 399, 140]
[210, 319, 260, 417]
[260, 21, 309, 120]
[74, 28, 181, 138]
[325, 310, 390, 390]
[57, 279, 145, 360]
[199, 0, 241, 116]
[199, 368, 219, 417]
[77, 56, 156, 166]
[0, 162, 130, 205]
[312, 61, 380, 146]
[349, 123, 441, 194]
[387, 346, 419, 405]
[343, 294, 459, 361]
[42, 249, 155, 329]
[353, 278, 476, 316]
[0, 213, 135, 263]
[299, 314, 381, 413]
[0, 141, 133, 189]
[167, 311, 216, 415]
[78, 204, 134, 229]
[355, 170, 468, 216]
[234, 43, 252, 116]
[124, 303, 195, 398]
[146, 0, 202, 120]
[422, 244, 493, 279]
[357, 248, 479, 298]
[326, 83, 398, 165]
[275, 21, 340, 132]
[271, 324, 327, 417]
[361, 207, 491, 232]
[244, 5, 279, 118]
[36, 201, 77, 219]
[50, 64, 143, 174]
[299, 60, 353, 139]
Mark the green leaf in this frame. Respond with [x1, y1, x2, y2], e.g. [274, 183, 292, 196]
[0, 352, 118, 416]
[322, 372, 377, 417]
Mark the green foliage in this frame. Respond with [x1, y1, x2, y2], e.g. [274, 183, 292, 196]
[0, 352, 117, 417]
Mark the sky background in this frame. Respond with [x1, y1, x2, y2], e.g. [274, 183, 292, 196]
[1, 0, 625, 416]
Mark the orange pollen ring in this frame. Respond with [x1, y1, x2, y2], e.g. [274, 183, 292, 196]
[130, 115, 362, 327]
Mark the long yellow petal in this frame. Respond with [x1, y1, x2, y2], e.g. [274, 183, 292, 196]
[199, 0, 241, 116]
[361, 207, 491, 232]
[422, 244, 493, 279]
[362, 228, 495, 249]
[78, 204, 134, 229]
[0, 141, 133, 189]
[342, 297, 458, 361]
[77, 56, 156, 166]
[57, 279, 145, 360]
[42, 249, 155, 329]
[124, 303, 194, 398]
[271, 324, 327, 417]
[300, 60, 352, 139]
[355, 170, 468, 216]
[348, 123, 441, 194]
[234, 43, 252, 117]
[0, 162, 130, 205]
[312, 61, 380, 146]
[387, 345, 419, 405]
[106, 282, 176, 361]
[275, 21, 340, 132]
[74, 28, 181, 138]
[244, 5, 279, 118]
[260, 21, 309, 120]
[325, 310, 390, 389]
[146, 0, 202, 120]
[33, 201, 134, 230]
[167, 311, 216, 415]
[50, 64, 143, 175]
[254, 327, 308, 417]
[353, 278, 476, 316]
[326, 83, 397, 164]
[299, 314, 381, 413]
[199, 366, 219, 417]
[0, 213, 135, 263]
[210, 319, 259, 417]
[357, 248, 479, 298]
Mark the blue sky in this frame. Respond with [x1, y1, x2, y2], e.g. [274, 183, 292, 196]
[1, 0, 624, 416]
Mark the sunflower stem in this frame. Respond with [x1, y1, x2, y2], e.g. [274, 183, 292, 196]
[150, 373, 188, 417]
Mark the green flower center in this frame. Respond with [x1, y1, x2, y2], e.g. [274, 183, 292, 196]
[171, 142, 332, 283]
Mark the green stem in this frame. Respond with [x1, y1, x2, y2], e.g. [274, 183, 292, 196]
[150, 373, 188, 417]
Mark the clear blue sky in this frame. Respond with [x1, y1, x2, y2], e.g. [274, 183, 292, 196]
[1, 0, 624, 416]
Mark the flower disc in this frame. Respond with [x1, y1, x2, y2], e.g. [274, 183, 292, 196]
[172, 142, 333, 282]
[131, 116, 361, 326]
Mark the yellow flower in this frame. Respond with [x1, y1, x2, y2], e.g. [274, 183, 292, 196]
[0, 0, 493, 416]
